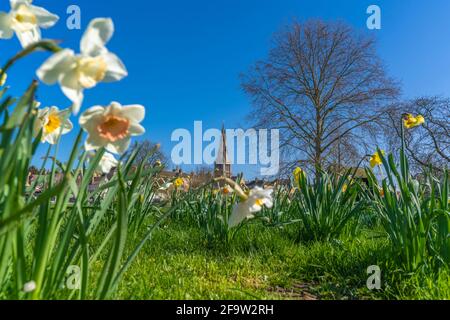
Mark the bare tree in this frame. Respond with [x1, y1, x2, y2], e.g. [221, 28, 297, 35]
[382, 97, 450, 174]
[241, 20, 399, 178]
[125, 140, 169, 168]
[190, 165, 214, 188]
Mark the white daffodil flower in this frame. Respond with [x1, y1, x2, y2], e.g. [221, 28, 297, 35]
[222, 185, 234, 195]
[97, 152, 119, 174]
[0, 0, 59, 48]
[23, 280, 36, 293]
[33, 106, 73, 144]
[159, 182, 173, 191]
[87, 151, 119, 174]
[79, 101, 145, 155]
[228, 187, 274, 228]
[37, 18, 128, 114]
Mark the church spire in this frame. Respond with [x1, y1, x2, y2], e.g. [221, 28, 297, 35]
[214, 123, 232, 178]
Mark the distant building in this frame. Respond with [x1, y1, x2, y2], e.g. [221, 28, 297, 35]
[214, 124, 232, 178]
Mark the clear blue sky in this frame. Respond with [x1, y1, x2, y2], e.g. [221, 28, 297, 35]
[2, 0, 450, 178]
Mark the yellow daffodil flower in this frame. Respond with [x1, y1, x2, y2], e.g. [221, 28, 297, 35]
[174, 178, 184, 188]
[403, 114, 425, 129]
[293, 167, 305, 185]
[370, 150, 385, 168]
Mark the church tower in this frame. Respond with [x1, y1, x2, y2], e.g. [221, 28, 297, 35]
[214, 125, 232, 178]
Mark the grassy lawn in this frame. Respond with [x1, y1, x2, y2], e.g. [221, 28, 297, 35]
[99, 220, 448, 300]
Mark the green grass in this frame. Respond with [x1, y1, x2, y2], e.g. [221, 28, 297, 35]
[83, 220, 448, 300]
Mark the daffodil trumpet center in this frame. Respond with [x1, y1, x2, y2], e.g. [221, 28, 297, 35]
[44, 113, 62, 134]
[370, 150, 385, 168]
[213, 177, 248, 201]
[76, 56, 108, 88]
[255, 199, 265, 207]
[97, 115, 130, 142]
[174, 178, 184, 188]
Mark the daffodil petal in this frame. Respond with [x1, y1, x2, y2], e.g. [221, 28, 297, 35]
[129, 123, 145, 136]
[79, 107, 105, 136]
[61, 119, 73, 134]
[37, 107, 50, 117]
[79, 106, 105, 130]
[249, 203, 263, 213]
[56, 107, 71, 119]
[98, 152, 118, 174]
[45, 131, 60, 145]
[15, 25, 40, 47]
[103, 52, 128, 82]
[121, 104, 145, 123]
[37, 49, 75, 84]
[28, 5, 59, 28]
[264, 198, 274, 209]
[228, 203, 248, 228]
[10, 0, 31, 10]
[85, 133, 107, 151]
[60, 72, 84, 114]
[108, 101, 123, 114]
[81, 18, 114, 56]
[47, 106, 60, 115]
[0, 12, 14, 39]
[107, 137, 131, 155]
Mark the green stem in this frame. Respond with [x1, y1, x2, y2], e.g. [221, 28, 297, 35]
[0, 41, 62, 80]
[400, 116, 408, 182]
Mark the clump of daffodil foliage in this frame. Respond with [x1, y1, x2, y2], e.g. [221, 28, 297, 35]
[0, 1, 161, 300]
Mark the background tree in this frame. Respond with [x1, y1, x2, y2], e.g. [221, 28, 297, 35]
[241, 20, 399, 178]
[125, 140, 169, 168]
[382, 97, 450, 174]
[189, 165, 215, 188]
